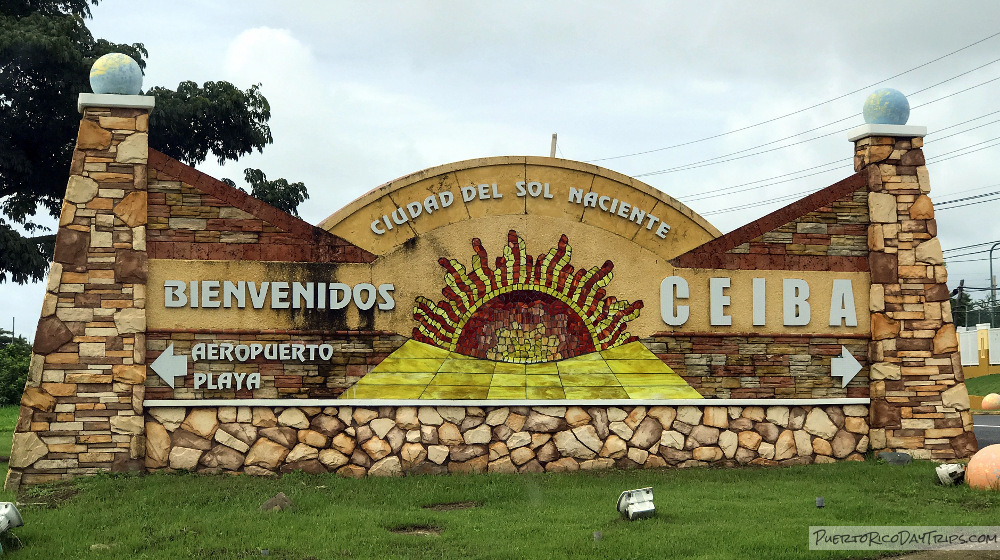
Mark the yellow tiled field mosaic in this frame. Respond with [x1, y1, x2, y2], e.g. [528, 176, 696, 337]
[342, 340, 703, 400]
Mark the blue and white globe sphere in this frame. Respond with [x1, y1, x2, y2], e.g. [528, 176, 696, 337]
[89, 53, 143, 95]
[863, 88, 910, 125]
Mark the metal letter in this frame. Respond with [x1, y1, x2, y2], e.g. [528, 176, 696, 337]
[660, 276, 689, 326]
[710, 277, 732, 326]
[828, 279, 857, 327]
[163, 280, 188, 308]
[752, 278, 766, 326]
[783, 278, 811, 326]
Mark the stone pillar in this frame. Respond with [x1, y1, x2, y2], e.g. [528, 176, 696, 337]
[5, 94, 153, 490]
[854, 125, 977, 460]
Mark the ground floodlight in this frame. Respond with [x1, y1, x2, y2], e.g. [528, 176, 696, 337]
[0, 502, 23, 552]
[0, 503, 22, 535]
[617, 487, 654, 520]
[936, 463, 965, 486]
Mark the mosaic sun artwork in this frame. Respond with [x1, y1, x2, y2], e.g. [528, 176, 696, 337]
[345, 231, 701, 400]
[413, 230, 642, 361]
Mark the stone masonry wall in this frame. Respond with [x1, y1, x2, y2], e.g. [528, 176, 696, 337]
[144, 330, 406, 400]
[146, 151, 373, 263]
[858, 134, 976, 460]
[671, 173, 869, 272]
[643, 334, 869, 399]
[6, 104, 151, 489]
[657, 174, 873, 400]
[145, 404, 871, 477]
[724, 188, 868, 262]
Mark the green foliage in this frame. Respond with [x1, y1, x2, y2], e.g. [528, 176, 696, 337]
[147, 81, 272, 166]
[241, 168, 308, 216]
[0, 224, 53, 284]
[0, 1, 145, 283]
[223, 168, 309, 216]
[951, 290, 973, 327]
[0, 330, 30, 406]
[0, 0, 95, 18]
[0, 1, 285, 285]
[952, 294, 1000, 328]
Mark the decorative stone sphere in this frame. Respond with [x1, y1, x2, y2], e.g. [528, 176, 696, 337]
[89, 53, 142, 95]
[863, 88, 910, 125]
[967, 444, 1000, 490]
[983, 393, 1000, 410]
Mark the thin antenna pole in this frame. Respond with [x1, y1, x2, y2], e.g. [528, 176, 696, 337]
[550, 133, 557, 158]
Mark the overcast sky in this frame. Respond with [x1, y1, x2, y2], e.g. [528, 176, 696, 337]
[6, 1, 1000, 338]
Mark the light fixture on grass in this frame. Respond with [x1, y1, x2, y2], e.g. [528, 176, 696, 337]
[617, 487, 654, 520]
[0, 503, 22, 534]
[936, 463, 965, 486]
[0, 502, 23, 553]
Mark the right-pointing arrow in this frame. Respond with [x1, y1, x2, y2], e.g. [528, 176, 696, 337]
[150, 343, 187, 388]
[831, 345, 862, 388]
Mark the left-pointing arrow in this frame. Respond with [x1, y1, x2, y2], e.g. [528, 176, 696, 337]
[150, 343, 187, 388]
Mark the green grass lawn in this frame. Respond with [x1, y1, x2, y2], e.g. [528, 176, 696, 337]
[0, 405, 997, 559]
[0, 458, 998, 559]
[0, 405, 18, 460]
[966, 373, 1000, 397]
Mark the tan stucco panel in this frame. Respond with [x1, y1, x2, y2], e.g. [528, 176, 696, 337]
[371, 215, 674, 337]
[379, 222, 870, 337]
[148, 260, 375, 331]
[636, 199, 720, 258]
[323, 189, 420, 255]
[578, 174, 670, 251]
[148, 219, 869, 338]
[320, 156, 721, 261]
[662, 268, 871, 335]
[522, 163, 591, 223]
[450, 163, 528, 220]
[385, 171, 467, 236]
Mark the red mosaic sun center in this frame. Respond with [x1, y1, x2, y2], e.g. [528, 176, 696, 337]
[455, 290, 596, 363]
[412, 230, 644, 362]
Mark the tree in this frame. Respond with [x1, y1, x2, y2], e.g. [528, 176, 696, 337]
[950, 289, 972, 328]
[971, 297, 1000, 328]
[223, 168, 309, 217]
[950, 293, 1000, 329]
[0, 0, 145, 283]
[0, 0, 307, 284]
[147, 81, 272, 166]
[0, 329, 30, 406]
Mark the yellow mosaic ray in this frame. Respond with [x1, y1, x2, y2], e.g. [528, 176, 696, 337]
[344, 340, 703, 400]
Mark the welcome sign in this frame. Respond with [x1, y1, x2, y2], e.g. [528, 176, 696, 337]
[143, 157, 870, 403]
[7, 93, 974, 489]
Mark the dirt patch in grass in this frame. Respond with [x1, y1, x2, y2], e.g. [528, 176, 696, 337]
[390, 525, 442, 536]
[423, 500, 479, 511]
[18, 482, 79, 509]
[189, 547, 275, 558]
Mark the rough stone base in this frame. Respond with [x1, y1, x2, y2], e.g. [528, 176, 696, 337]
[140, 404, 874, 477]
